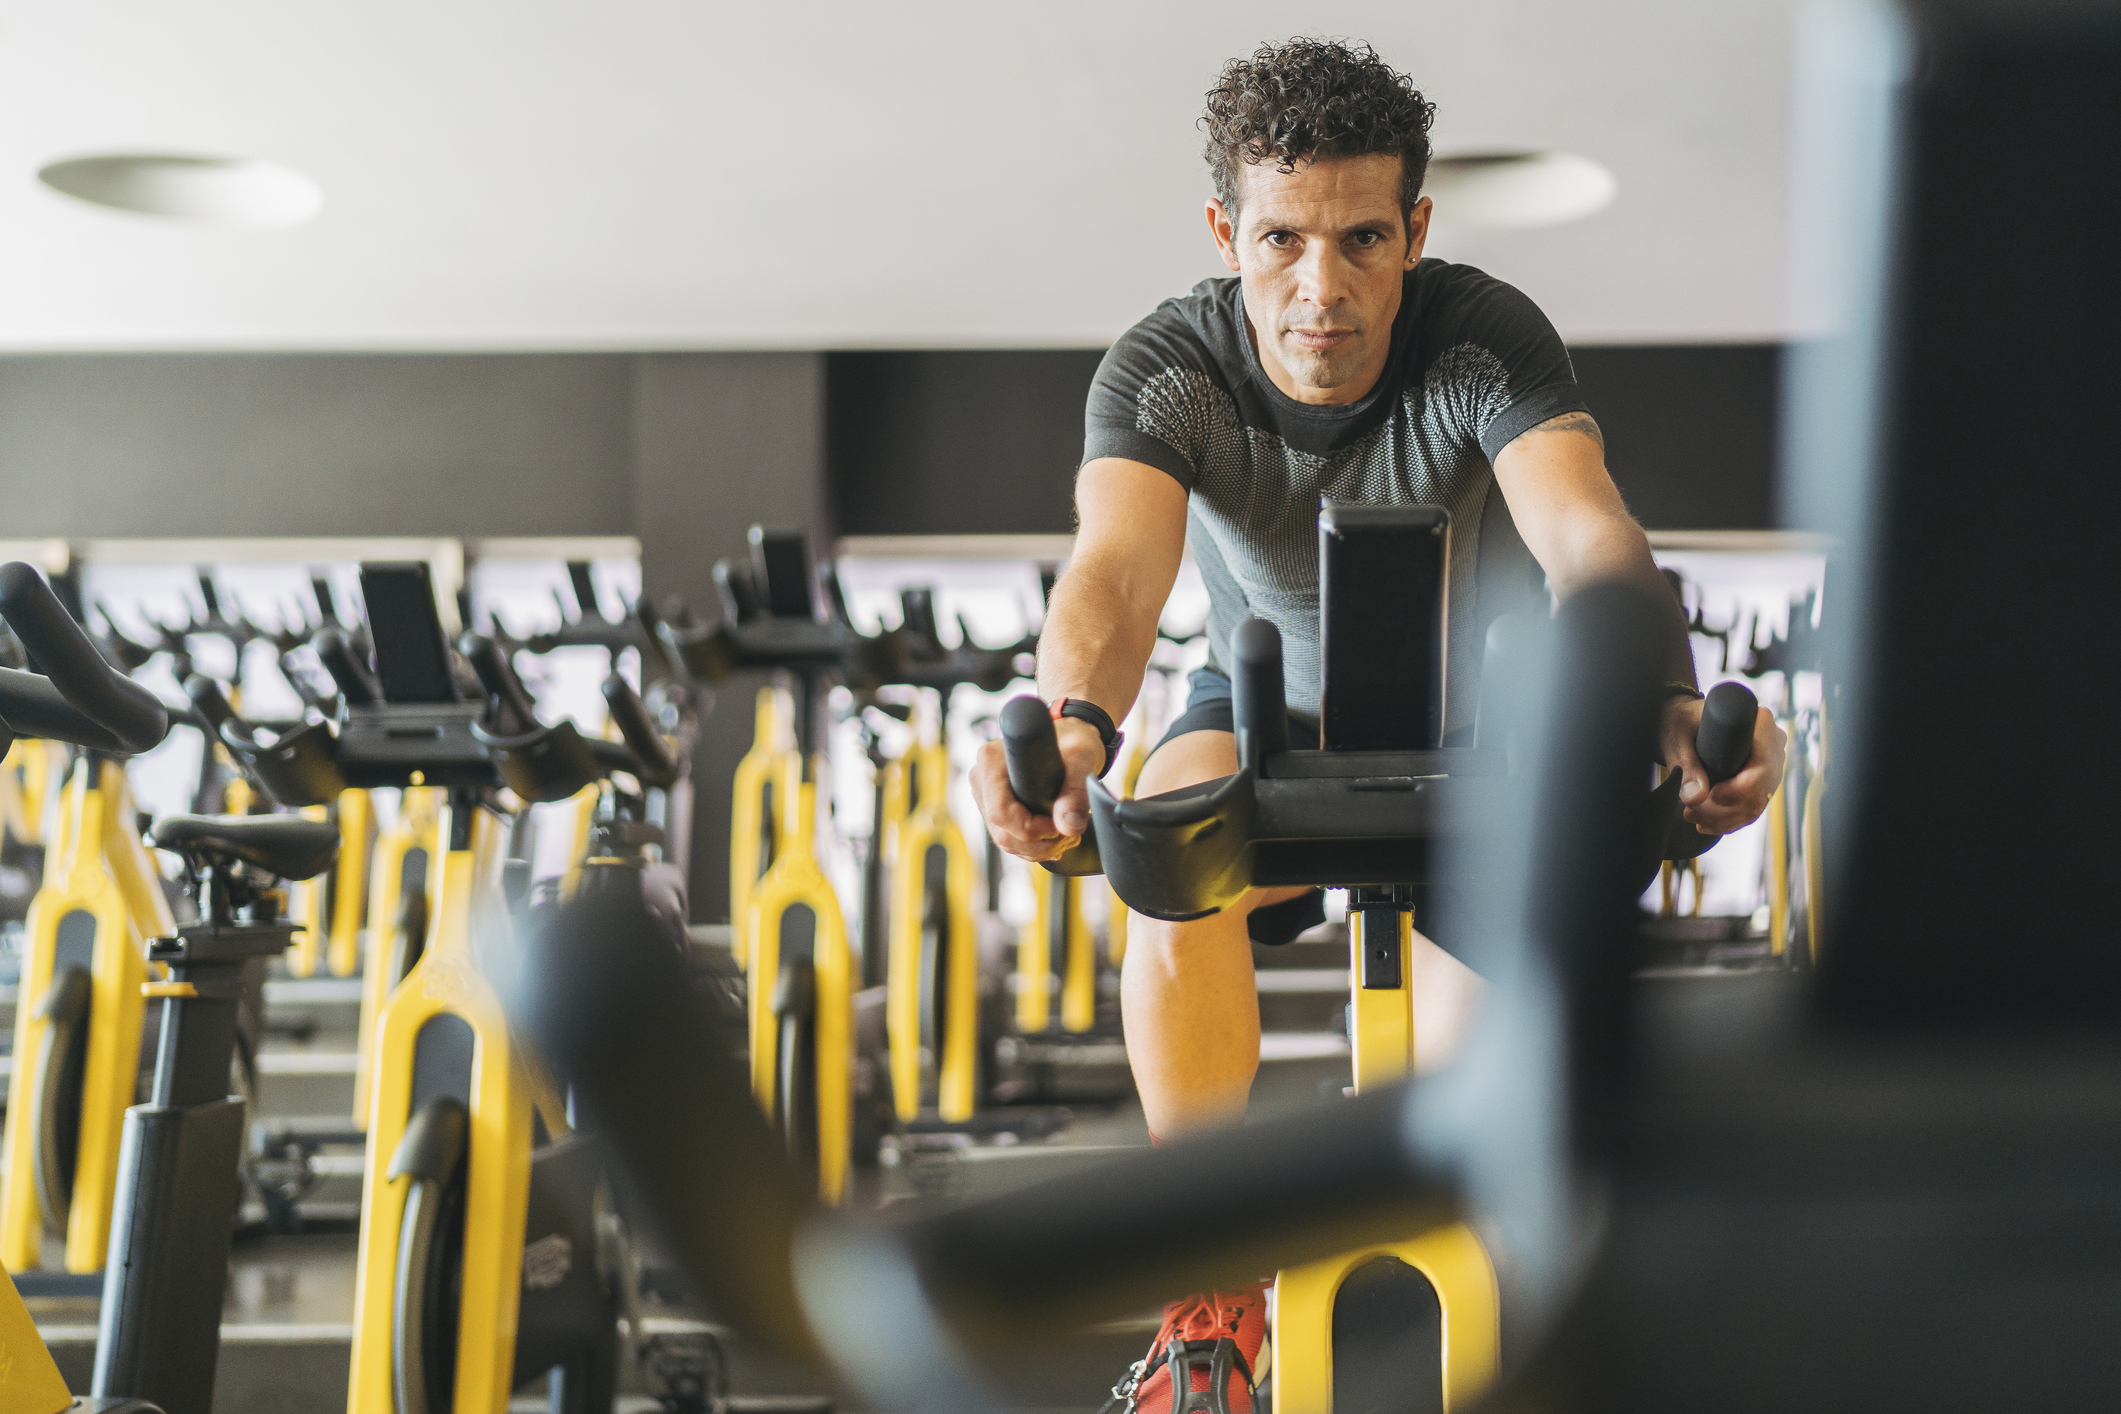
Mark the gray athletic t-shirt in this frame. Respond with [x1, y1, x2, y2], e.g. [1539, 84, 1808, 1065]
[1083, 259, 1587, 734]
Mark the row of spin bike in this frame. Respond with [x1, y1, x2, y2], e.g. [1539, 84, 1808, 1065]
[0, 530, 1150, 1414]
[0, 546, 808, 1414]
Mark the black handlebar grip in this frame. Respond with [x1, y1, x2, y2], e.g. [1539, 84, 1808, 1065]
[602, 674, 679, 788]
[1000, 695, 1066, 814]
[1232, 617, 1287, 763]
[312, 628, 383, 707]
[0, 668, 123, 752]
[1696, 681, 1758, 784]
[459, 634, 541, 737]
[0, 563, 168, 753]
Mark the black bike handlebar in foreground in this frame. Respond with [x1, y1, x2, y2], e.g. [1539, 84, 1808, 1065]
[0, 563, 170, 754]
[505, 584, 1676, 1413]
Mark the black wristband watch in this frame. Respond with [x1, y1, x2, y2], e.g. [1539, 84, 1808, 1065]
[1051, 697, 1124, 778]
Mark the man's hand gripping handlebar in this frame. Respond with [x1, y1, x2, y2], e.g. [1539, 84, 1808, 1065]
[971, 695, 1104, 875]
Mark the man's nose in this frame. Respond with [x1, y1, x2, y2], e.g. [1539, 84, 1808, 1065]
[1295, 241, 1352, 308]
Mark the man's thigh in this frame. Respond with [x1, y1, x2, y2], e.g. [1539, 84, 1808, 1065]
[1136, 727, 1239, 797]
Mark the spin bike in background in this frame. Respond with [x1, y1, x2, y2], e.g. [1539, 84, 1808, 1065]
[0, 674, 179, 1281]
[1006, 504, 1755, 1414]
[0, 560, 346, 1414]
[223, 561, 698, 1414]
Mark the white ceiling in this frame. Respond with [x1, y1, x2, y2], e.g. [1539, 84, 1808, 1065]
[0, 0, 1798, 351]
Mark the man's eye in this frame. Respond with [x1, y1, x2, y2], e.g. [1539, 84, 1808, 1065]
[1350, 231, 1383, 247]
[1264, 231, 1296, 247]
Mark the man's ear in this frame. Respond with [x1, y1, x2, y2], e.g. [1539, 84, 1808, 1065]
[1206, 198, 1242, 273]
[1405, 195, 1433, 267]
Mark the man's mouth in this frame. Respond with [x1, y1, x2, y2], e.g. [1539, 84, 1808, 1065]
[1285, 327, 1355, 352]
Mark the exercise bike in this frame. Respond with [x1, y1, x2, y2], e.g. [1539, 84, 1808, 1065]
[1005, 504, 1754, 1414]
[0, 560, 347, 1414]
[222, 561, 715, 1414]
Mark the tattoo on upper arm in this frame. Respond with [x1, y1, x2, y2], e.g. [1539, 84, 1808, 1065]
[1528, 411, 1604, 450]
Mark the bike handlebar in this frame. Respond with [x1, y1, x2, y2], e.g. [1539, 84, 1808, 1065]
[601, 674, 679, 789]
[1696, 681, 1757, 784]
[0, 563, 169, 753]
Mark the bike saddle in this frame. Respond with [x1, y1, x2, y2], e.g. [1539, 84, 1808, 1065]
[148, 814, 341, 882]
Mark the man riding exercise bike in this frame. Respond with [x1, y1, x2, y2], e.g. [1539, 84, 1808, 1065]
[969, 37, 1786, 1413]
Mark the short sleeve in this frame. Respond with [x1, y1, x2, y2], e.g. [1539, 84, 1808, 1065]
[1424, 269, 1590, 463]
[1082, 304, 1228, 490]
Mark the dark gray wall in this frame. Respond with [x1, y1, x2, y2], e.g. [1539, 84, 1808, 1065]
[828, 350, 1101, 536]
[0, 354, 638, 536]
[826, 344, 1782, 535]
[0, 350, 825, 923]
[1570, 344, 1781, 530]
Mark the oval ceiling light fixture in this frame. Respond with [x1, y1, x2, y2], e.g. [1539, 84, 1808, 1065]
[37, 152, 322, 228]
[1423, 150, 1616, 230]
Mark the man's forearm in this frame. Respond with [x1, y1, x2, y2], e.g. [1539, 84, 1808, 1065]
[1036, 553, 1165, 721]
[1550, 522, 1697, 689]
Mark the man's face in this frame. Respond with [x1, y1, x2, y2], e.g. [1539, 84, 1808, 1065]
[1207, 153, 1430, 405]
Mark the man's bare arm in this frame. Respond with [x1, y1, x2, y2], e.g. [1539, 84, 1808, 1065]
[1493, 412, 1785, 832]
[971, 457, 1189, 860]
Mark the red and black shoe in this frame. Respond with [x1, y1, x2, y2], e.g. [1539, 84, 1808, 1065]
[1100, 1282, 1270, 1414]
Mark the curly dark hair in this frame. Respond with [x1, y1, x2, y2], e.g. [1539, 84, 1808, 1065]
[1201, 38, 1438, 221]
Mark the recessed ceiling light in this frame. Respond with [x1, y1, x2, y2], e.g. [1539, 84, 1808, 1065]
[37, 153, 322, 229]
[1424, 151, 1616, 230]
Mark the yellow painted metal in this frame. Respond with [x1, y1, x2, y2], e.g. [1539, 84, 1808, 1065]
[0, 758, 168, 1274]
[1271, 1225, 1499, 1414]
[746, 762, 856, 1203]
[141, 982, 199, 999]
[730, 688, 793, 973]
[288, 804, 331, 978]
[1802, 708, 1830, 968]
[556, 781, 602, 901]
[346, 800, 534, 1414]
[1268, 905, 1498, 1414]
[353, 787, 441, 1129]
[1104, 736, 1149, 967]
[0, 1264, 75, 1413]
[1348, 910, 1415, 1091]
[1, 739, 53, 852]
[1766, 757, 1791, 959]
[327, 790, 375, 977]
[887, 734, 978, 1123]
[1020, 868, 1094, 1034]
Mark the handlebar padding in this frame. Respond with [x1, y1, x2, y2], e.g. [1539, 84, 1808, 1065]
[1000, 695, 1065, 814]
[1697, 681, 1758, 784]
[0, 564, 168, 753]
[459, 634, 540, 737]
[602, 674, 679, 788]
[312, 628, 382, 707]
[1233, 617, 1287, 763]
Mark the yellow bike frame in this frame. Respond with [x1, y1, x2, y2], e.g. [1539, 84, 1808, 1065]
[747, 757, 856, 1204]
[0, 757, 175, 1274]
[347, 797, 536, 1414]
[0, 738, 53, 856]
[1802, 708, 1830, 968]
[0, 1262, 76, 1412]
[731, 688, 793, 972]
[352, 787, 442, 1129]
[887, 732, 977, 1123]
[1272, 906, 1500, 1414]
[1019, 868, 1095, 1035]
